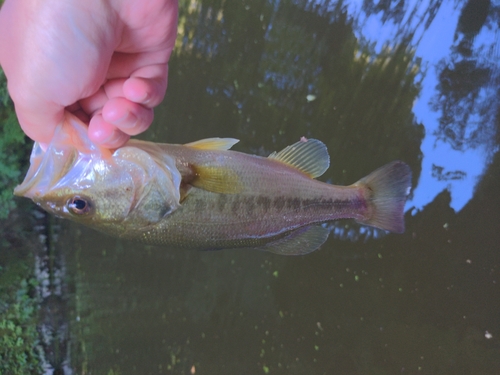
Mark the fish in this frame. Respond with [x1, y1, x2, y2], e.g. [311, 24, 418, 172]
[14, 112, 412, 255]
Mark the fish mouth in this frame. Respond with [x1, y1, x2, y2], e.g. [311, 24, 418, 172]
[14, 141, 77, 199]
[14, 142, 97, 200]
[14, 112, 107, 199]
[14, 142, 45, 198]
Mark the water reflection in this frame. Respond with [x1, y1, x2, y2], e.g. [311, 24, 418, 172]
[163, 0, 424, 185]
[64, 0, 500, 374]
[343, 0, 500, 212]
[167, 0, 500, 214]
[171, 0, 500, 211]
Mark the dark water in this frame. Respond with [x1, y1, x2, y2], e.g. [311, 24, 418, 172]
[58, 0, 500, 374]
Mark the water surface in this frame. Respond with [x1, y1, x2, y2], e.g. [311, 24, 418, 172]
[59, 0, 500, 374]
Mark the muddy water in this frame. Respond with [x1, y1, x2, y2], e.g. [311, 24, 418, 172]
[56, 0, 500, 374]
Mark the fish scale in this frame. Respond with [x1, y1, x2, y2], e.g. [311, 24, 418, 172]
[15, 112, 412, 255]
[128, 177, 368, 249]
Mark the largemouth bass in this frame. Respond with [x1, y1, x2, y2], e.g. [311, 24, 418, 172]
[15, 113, 412, 255]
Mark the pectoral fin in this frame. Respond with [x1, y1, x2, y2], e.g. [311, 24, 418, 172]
[186, 138, 239, 150]
[268, 138, 330, 178]
[190, 165, 243, 194]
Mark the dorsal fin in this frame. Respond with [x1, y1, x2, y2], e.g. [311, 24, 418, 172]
[185, 138, 239, 151]
[268, 138, 330, 178]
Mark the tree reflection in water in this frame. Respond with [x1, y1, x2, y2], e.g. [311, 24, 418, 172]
[165, 0, 499, 213]
[66, 1, 500, 374]
[358, 0, 500, 212]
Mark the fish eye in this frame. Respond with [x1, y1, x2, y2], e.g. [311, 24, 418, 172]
[67, 196, 93, 215]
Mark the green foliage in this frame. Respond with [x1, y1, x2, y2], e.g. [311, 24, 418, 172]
[0, 260, 42, 375]
[0, 68, 29, 219]
[0, 46, 42, 375]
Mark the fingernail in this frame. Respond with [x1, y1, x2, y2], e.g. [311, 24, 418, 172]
[100, 131, 129, 148]
[114, 113, 138, 129]
[98, 131, 116, 145]
[131, 91, 149, 103]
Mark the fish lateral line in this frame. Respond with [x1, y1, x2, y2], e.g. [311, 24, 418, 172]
[14, 112, 413, 255]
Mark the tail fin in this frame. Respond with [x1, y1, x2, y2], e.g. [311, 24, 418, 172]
[354, 161, 412, 233]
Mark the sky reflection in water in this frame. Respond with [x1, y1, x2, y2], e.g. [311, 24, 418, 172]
[342, 0, 499, 212]
[56, 1, 500, 374]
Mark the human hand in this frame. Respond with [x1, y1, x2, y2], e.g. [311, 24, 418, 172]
[0, 0, 178, 148]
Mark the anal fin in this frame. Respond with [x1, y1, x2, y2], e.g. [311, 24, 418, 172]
[261, 225, 330, 255]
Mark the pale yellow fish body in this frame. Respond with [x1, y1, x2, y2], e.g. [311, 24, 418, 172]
[15, 113, 411, 255]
